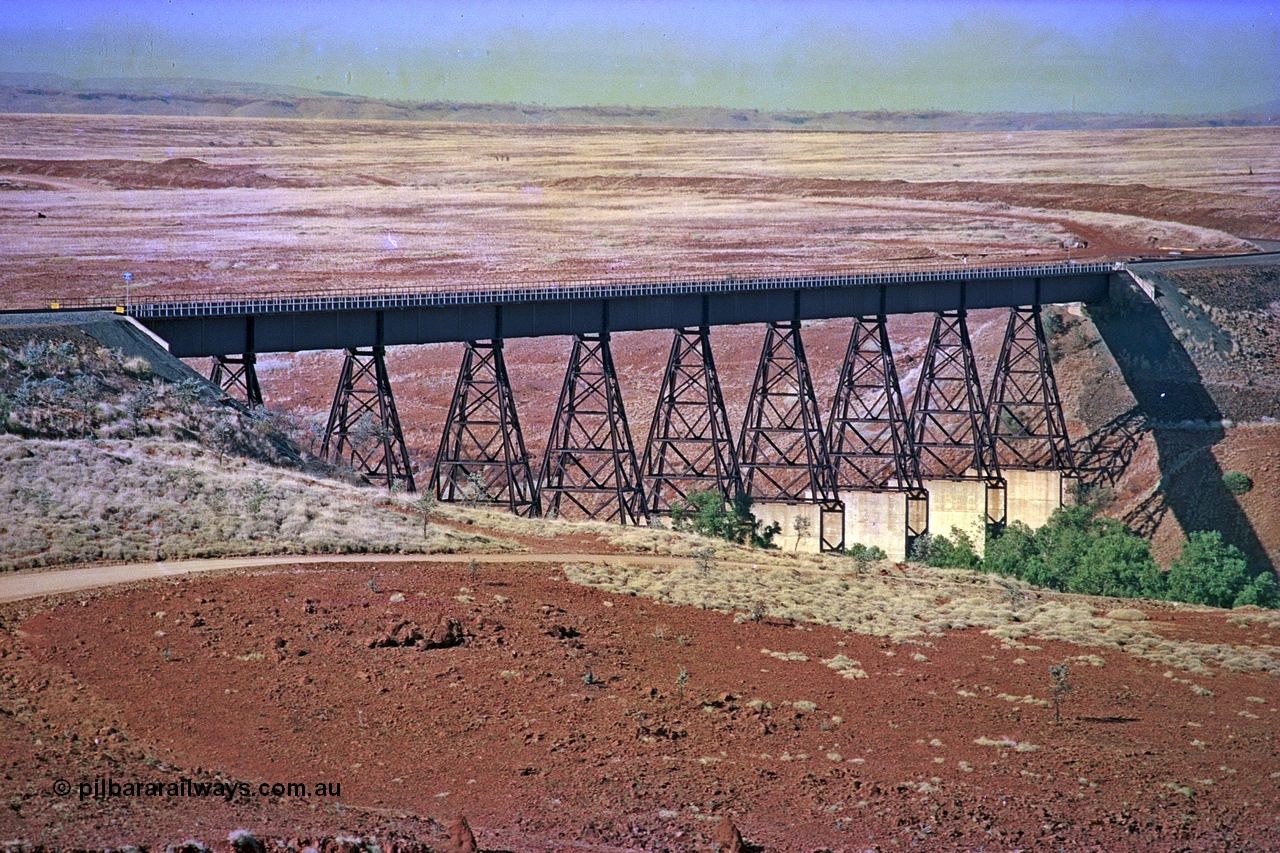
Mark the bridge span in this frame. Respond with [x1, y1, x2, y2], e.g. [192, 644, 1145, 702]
[127, 261, 1117, 357]
[107, 261, 1119, 559]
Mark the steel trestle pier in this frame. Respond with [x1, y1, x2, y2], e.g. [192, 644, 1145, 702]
[539, 332, 649, 525]
[322, 346, 416, 493]
[430, 339, 540, 516]
[739, 319, 844, 551]
[642, 326, 742, 515]
[988, 305, 1078, 474]
[209, 354, 263, 409]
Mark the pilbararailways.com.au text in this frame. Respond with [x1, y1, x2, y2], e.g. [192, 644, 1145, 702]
[52, 777, 343, 802]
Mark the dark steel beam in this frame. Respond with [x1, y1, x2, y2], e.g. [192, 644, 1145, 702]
[138, 266, 1115, 357]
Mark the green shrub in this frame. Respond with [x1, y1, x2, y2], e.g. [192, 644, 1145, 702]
[1222, 471, 1253, 496]
[1166, 531, 1276, 609]
[910, 528, 981, 570]
[846, 542, 888, 562]
[669, 488, 778, 549]
[980, 503, 1161, 600]
[847, 542, 888, 573]
[1069, 520, 1164, 599]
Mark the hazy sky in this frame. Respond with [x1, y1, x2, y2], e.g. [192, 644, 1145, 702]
[2, 1, 1277, 113]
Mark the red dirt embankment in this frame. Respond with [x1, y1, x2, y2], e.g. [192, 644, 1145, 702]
[3, 561, 1278, 850]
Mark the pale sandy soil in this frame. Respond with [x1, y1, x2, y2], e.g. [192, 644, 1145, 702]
[1, 115, 1275, 308]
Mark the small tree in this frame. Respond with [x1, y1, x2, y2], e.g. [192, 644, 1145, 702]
[463, 471, 489, 506]
[241, 477, 271, 517]
[1049, 663, 1072, 724]
[792, 515, 813, 552]
[72, 375, 99, 436]
[125, 382, 156, 436]
[414, 492, 438, 537]
[212, 417, 239, 468]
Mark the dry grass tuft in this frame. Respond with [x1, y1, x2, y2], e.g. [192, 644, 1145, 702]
[0, 435, 520, 571]
[762, 648, 809, 662]
[563, 556, 1280, 677]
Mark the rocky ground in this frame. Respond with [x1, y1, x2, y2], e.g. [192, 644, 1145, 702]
[3, 557, 1279, 851]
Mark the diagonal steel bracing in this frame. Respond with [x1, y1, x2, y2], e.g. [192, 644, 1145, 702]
[827, 316, 924, 493]
[539, 332, 648, 525]
[322, 346, 415, 493]
[909, 310, 1001, 483]
[430, 339, 539, 516]
[209, 354, 263, 409]
[642, 327, 741, 515]
[739, 320, 844, 550]
[987, 306, 1077, 474]
[827, 316, 929, 548]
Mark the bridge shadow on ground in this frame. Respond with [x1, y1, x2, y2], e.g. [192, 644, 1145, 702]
[1087, 277, 1274, 576]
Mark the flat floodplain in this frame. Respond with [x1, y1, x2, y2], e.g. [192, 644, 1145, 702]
[1, 114, 1276, 307]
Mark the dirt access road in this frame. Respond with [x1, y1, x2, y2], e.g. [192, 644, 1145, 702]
[0, 552, 696, 604]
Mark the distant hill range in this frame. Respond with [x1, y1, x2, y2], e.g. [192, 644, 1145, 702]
[1, 73, 1275, 131]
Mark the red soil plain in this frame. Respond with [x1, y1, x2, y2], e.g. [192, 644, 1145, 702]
[2, 114, 1280, 850]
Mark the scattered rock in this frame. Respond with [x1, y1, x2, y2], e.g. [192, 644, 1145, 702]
[369, 620, 425, 649]
[227, 830, 266, 853]
[422, 616, 467, 649]
[714, 816, 745, 853]
[165, 842, 212, 853]
[449, 814, 478, 853]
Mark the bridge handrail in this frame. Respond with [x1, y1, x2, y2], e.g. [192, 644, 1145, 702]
[50, 260, 1123, 318]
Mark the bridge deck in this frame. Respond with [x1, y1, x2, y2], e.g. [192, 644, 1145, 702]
[57, 261, 1122, 357]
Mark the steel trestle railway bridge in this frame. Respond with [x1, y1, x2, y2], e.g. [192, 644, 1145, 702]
[111, 260, 1121, 556]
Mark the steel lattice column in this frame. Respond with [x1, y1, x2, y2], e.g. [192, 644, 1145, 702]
[739, 320, 844, 551]
[987, 306, 1077, 474]
[209, 354, 263, 408]
[322, 346, 415, 493]
[827, 316, 925, 492]
[539, 332, 648, 525]
[827, 316, 928, 545]
[430, 339, 540, 516]
[909, 310, 1004, 528]
[909, 310, 1001, 480]
[641, 326, 741, 515]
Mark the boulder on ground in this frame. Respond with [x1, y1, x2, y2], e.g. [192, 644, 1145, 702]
[449, 814, 478, 853]
[367, 616, 465, 649]
[713, 816, 745, 853]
